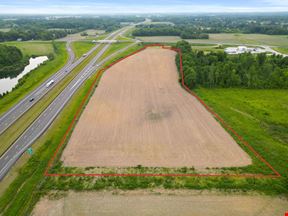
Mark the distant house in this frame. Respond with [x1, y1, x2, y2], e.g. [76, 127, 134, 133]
[224, 47, 238, 54]
[17, 38, 22, 42]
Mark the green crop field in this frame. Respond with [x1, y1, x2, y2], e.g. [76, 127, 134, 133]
[72, 41, 95, 59]
[2, 41, 54, 56]
[137, 33, 288, 47]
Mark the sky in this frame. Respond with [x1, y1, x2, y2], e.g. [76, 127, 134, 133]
[1, 0, 288, 14]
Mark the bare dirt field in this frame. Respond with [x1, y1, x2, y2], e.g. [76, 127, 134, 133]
[61, 47, 251, 168]
[33, 190, 288, 216]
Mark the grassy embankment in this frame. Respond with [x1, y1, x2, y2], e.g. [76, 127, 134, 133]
[0, 41, 67, 115]
[0, 43, 144, 215]
[0, 44, 103, 157]
[71, 41, 95, 60]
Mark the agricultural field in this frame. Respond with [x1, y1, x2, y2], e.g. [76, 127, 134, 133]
[0, 43, 147, 215]
[33, 190, 288, 216]
[62, 47, 250, 168]
[1, 41, 54, 56]
[137, 33, 288, 47]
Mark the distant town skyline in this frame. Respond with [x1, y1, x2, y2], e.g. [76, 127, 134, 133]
[1, 0, 288, 14]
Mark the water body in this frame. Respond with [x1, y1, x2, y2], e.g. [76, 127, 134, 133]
[0, 56, 48, 95]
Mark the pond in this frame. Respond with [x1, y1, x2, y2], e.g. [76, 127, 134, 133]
[0, 56, 48, 95]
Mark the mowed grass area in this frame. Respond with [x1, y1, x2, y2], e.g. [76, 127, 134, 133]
[273, 47, 288, 54]
[2, 41, 54, 56]
[194, 88, 288, 177]
[191, 44, 223, 52]
[71, 41, 95, 59]
[0, 42, 67, 115]
[0, 44, 104, 157]
[137, 33, 288, 47]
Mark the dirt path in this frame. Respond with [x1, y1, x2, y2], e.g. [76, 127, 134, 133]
[61, 47, 251, 168]
[33, 190, 288, 216]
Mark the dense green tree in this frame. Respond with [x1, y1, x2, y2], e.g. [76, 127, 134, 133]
[175, 41, 288, 89]
[0, 44, 28, 79]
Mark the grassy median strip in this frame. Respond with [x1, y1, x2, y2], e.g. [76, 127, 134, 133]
[0, 44, 104, 156]
[71, 41, 95, 60]
[0, 42, 68, 115]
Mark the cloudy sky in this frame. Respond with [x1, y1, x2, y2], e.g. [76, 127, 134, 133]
[1, 0, 288, 14]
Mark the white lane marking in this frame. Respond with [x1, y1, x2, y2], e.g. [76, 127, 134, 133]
[70, 79, 81, 90]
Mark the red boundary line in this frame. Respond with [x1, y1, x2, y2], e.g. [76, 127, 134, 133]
[44, 44, 281, 179]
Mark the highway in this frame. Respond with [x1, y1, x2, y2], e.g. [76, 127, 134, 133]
[0, 28, 124, 135]
[0, 25, 138, 180]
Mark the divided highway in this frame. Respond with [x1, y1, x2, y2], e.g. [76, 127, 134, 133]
[0, 25, 137, 180]
[0, 28, 124, 135]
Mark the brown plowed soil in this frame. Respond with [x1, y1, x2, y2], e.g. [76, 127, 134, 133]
[61, 48, 251, 168]
[33, 190, 288, 216]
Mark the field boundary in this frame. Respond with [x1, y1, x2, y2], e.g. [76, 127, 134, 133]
[44, 44, 281, 179]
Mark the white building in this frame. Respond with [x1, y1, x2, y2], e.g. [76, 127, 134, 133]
[225, 46, 266, 55]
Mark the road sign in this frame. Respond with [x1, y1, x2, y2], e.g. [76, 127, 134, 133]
[27, 147, 33, 155]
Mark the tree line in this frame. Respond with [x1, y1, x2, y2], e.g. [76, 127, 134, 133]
[0, 16, 145, 42]
[0, 44, 28, 79]
[132, 24, 209, 39]
[0, 28, 72, 42]
[175, 41, 288, 89]
[151, 15, 288, 35]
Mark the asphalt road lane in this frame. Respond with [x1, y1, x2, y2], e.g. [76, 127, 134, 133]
[0, 29, 123, 136]
[0, 26, 137, 180]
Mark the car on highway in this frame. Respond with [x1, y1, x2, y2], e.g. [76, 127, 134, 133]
[29, 98, 35, 102]
[46, 80, 55, 88]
